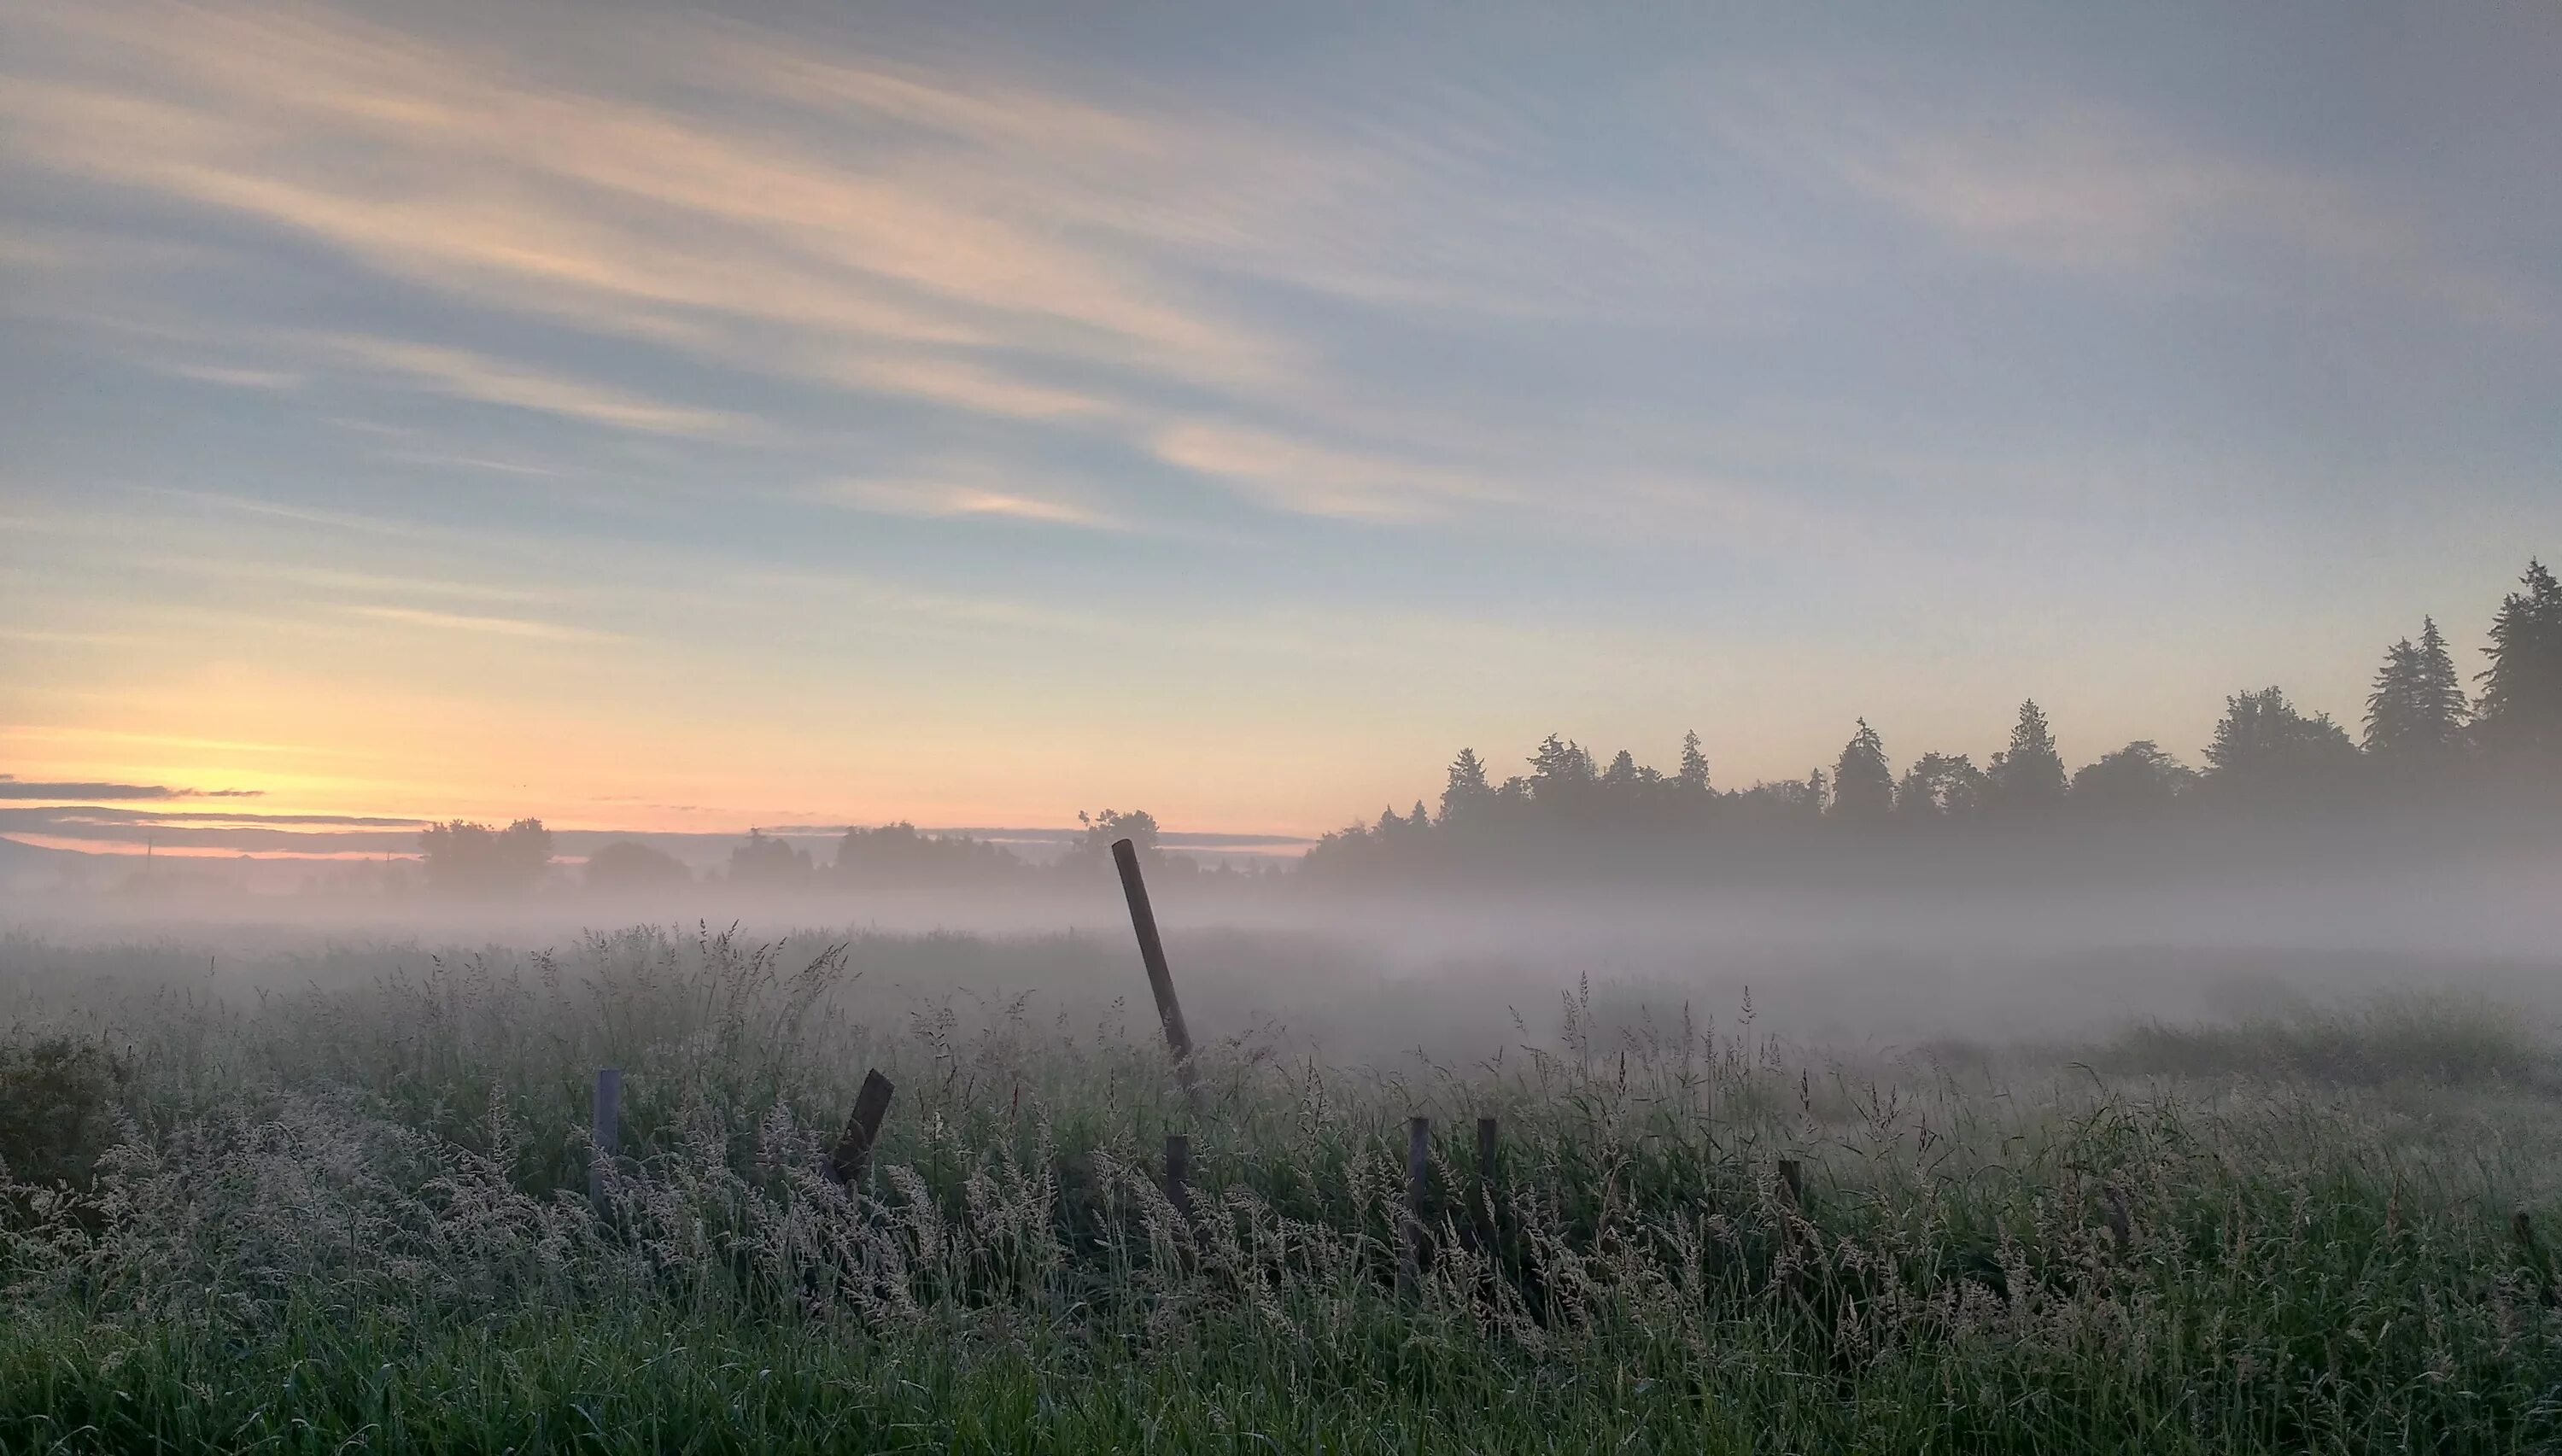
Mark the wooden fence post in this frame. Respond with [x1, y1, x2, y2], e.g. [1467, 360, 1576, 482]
[1401, 1115, 1430, 1294]
[1165, 1133, 1191, 1224]
[589, 1067, 620, 1211]
[1111, 838, 1201, 1108]
[828, 1069, 896, 1184]
[1476, 1115, 1499, 1244]
[1776, 1158, 1803, 1206]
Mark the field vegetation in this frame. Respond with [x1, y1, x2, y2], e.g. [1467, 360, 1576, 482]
[1, 926, 2558, 1453]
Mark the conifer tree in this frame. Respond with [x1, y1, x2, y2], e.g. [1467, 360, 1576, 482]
[1987, 699, 2068, 812]
[1676, 730, 1711, 796]
[2475, 560, 2562, 757]
[1440, 748, 1493, 824]
[2364, 617, 2468, 758]
[1830, 719, 1894, 822]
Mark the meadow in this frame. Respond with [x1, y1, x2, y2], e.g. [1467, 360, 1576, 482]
[1, 923, 2557, 1453]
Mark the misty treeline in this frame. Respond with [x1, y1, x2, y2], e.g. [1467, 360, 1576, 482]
[1301, 558, 2562, 885]
[418, 806, 1279, 898]
[407, 559, 2561, 899]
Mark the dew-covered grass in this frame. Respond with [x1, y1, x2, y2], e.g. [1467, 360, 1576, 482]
[2, 926, 2557, 1453]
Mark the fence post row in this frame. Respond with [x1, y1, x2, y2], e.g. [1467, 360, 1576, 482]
[828, 1068, 897, 1184]
[1110, 837, 1202, 1109]
[589, 1067, 621, 1210]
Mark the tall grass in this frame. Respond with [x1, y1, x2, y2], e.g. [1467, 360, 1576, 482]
[1, 926, 2557, 1453]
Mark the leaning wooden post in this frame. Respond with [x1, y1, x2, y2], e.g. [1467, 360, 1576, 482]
[1776, 1157, 1803, 1206]
[1476, 1114, 1500, 1244]
[828, 1069, 897, 1184]
[1165, 1133, 1192, 1223]
[1111, 838, 1201, 1108]
[588, 1067, 620, 1211]
[1401, 1115, 1430, 1295]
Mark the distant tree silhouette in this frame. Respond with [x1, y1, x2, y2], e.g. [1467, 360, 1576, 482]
[1528, 734, 1596, 804]
[1829, 719, 1894, 822]
[2475, 559, 2562, 758]
[418, 817, 553, 897]
[1068, 808, 1170, 872]
[2069, 740, 2197, 813]
[582, 839, 690, 892]
[1988, 700, 2068, 813]
[1440, 748, 1494, 824]
[834, 822, 1024, 886]
[2204, 687, 2358, 794]
[727, 828, 811, 886]
[1896, 751, 1990, 820]
[2364, 617, 2469, 760]
[1676, 730, 1712, 798]
[1296, 556, 2553, 886]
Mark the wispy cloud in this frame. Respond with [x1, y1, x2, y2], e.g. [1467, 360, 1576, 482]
[817, 477, 1116, 529]
[154, 360, 305, 390]
[1150, 420, 1499, 521]
[321, 336, 751, 438]
[342, 604, 618, 642]
[0, 777, 262, 800]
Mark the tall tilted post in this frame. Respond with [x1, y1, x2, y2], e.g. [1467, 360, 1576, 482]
[1401, 1115, 1430, 1295]
[1111, 838, 1201, 1107]
[589, 1067, 621, 1211]
[828, 1069, 897, 1185]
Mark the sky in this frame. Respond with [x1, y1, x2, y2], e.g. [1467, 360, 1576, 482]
[3, 0, 2558, 857]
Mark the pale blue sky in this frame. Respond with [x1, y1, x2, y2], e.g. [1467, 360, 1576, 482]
[2, 0, 2556, 842]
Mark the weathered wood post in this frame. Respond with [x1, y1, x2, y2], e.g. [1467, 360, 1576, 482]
[1111, 838, 1201, 1108]
[1776, 1157, 1803, 1206]
[827, 1069, 896, 1184]
[1165, 1133, 1191, 1223]
[1476, 1115, 1500, 1249]
[589, 1067, 620, 1210]
[1401, 1115, 1430, 1294]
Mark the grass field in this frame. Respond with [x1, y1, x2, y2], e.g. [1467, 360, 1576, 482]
[3, 924, 2558, 1453]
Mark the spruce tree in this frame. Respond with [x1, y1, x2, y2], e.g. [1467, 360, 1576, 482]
[1830, 719, 1894, 822]
[1439, 748, 1493, 824]
[2364, 618, 2468, 759]
[1988, 699, 2068, 812]
[2475, 560, 2562, 757]
[1676, 730, 1711, 796]
[2363, 637, 2426, 754]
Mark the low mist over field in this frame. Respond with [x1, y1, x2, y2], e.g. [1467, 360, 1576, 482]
[5, 0, 2560, 1448]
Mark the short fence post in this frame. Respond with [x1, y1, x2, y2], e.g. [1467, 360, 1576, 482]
[1401, 1115, 1430, 1295]
[589, 1067, 620, 1211]
[828, 1069, 897, 1185]
[1165, 1133, 1191, 1224]
[1111, 838, 1202, 1109]
[1776, 1158, 1803, 1206]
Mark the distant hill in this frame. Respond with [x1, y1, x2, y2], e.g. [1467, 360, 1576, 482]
[0, 834, 97, 886]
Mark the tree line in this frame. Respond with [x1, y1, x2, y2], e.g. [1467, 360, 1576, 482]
[407, 559, 2558, 897]
[1301, 558, 2562, 878]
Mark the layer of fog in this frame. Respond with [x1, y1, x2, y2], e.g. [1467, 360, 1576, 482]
[6, 860, 2554, 1063]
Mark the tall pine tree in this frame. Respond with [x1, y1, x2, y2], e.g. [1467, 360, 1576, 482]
[2364, 617, 2468, 759]
[1830, 719, 1894, 822]
[1676, 730, 1711, 796]
[1987, 699, 2068, 812]
[1440, 747, 1494, 825]
[2475, 560, 2562, 757]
